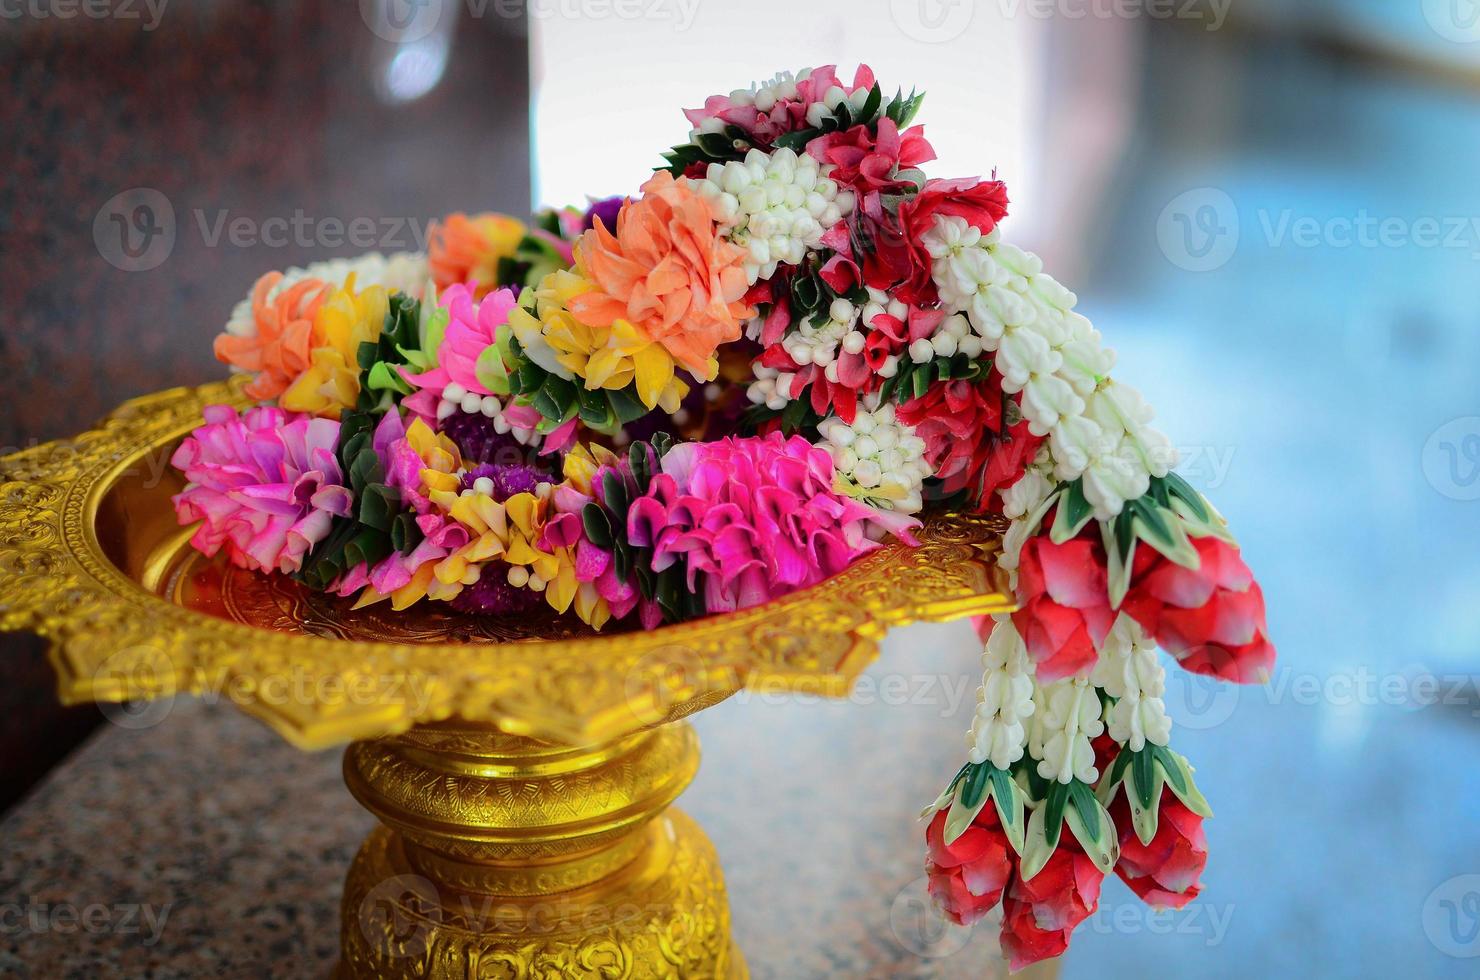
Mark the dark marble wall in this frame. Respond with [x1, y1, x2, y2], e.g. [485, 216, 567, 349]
[0, 0, 532, 813]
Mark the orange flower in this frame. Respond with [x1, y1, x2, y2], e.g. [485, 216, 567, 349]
[213, 273, 331, 401]
[568, 172, 753, 378]
[427, 212, 527, 299]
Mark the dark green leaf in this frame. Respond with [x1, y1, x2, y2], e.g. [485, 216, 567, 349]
[581, 503, 614, 550]
[607, 386, 649, 425]
[1154, 746, 1188, 796]
[1042, 782, 1069, 851]
[601, 471, 630, 518]
[1069, 782, 1101, 839]
[1163, 472, 1210, 522]
[911, 366, 930, 400]
[960, 763, 990, 809]
[1131, 747, 1157, 811]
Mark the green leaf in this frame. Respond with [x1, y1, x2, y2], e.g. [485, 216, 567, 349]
[990, 768, 1027, 856]
[1041, 782, 1069, 852]
[781, 396, 810, 435]
[1103, 519, 1136, 609]
[859, 83, 883, 125]
[792, 274, 819, 312]
[772, 129, 815, 152]
[960, 763, 990, 809]
[1096, 744, 1133, 807]
[1019, 806, 1054, 882]
[1163, 472, 1209, 522]
[1154, 746, 1214, 818]
[601, 471, 630, 519]
[628, 442, 650, 489]
[1125, 761, 1163, 846]
[1132, 500, 1200, 570]
[923, 764, 969, 817]
[607, 386, 649, 425]
[1050, 479, 1095, 544]
[1068, 781, 1100, 840]
[911, 366, 930, 400]
[1066, 782, 1118, 874]
[1131, 746, 1157, 811]
[576, 386, 612, 428]
[389, 511, 422, 554]
[1169, 493, 1238, 545]
[581, 503, 614, 550]
[357, 484, 400, 532]
[475, 345, 511, 396]
[365, 361, 413, 395]
[943, 771, 991, 846]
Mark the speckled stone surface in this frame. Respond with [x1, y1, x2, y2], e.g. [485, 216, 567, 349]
[0, 621, 1029, 979]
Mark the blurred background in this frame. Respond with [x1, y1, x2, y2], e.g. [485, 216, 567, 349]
[3, 0, 1480, 976]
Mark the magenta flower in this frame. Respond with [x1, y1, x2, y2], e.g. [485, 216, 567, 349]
[171, 404, 353, 574]
[626, 433, 918, 613]
[332, 411, 470, 599]
[401, 283, 517, 409]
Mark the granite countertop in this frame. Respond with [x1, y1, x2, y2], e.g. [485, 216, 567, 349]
[0, 621, 1038, 979]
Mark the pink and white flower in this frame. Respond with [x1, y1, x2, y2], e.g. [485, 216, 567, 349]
[171, 404, 353, 574]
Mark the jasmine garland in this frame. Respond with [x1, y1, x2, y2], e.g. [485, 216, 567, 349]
[176, 64, 1276, 969]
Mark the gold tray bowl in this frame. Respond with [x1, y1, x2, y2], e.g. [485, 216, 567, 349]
[0, 378, 1014, 979]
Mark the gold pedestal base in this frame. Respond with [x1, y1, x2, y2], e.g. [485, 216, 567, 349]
[335, 721, 744, 979]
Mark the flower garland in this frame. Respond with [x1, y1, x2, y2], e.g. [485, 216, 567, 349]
[174, 66, 1277, 970]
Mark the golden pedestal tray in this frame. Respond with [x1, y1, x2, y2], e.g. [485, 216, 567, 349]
[0, 379, 1017, 978]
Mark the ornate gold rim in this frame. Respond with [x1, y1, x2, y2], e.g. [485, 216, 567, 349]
[0, 378, 1013, 749]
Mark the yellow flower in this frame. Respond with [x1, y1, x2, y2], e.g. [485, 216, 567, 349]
[403, 419, 462, 498]
[356, 477, 611, 629]
[427, 491, 513, 600]
[510, 267, 696, 412]
[561, 443, 621, 495]
[281, 279, 389, 419]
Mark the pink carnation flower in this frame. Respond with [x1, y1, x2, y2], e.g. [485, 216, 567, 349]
[401, 283, 517, 417]
[626, 433, 917, 613]
[171, 404, 353, 574]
